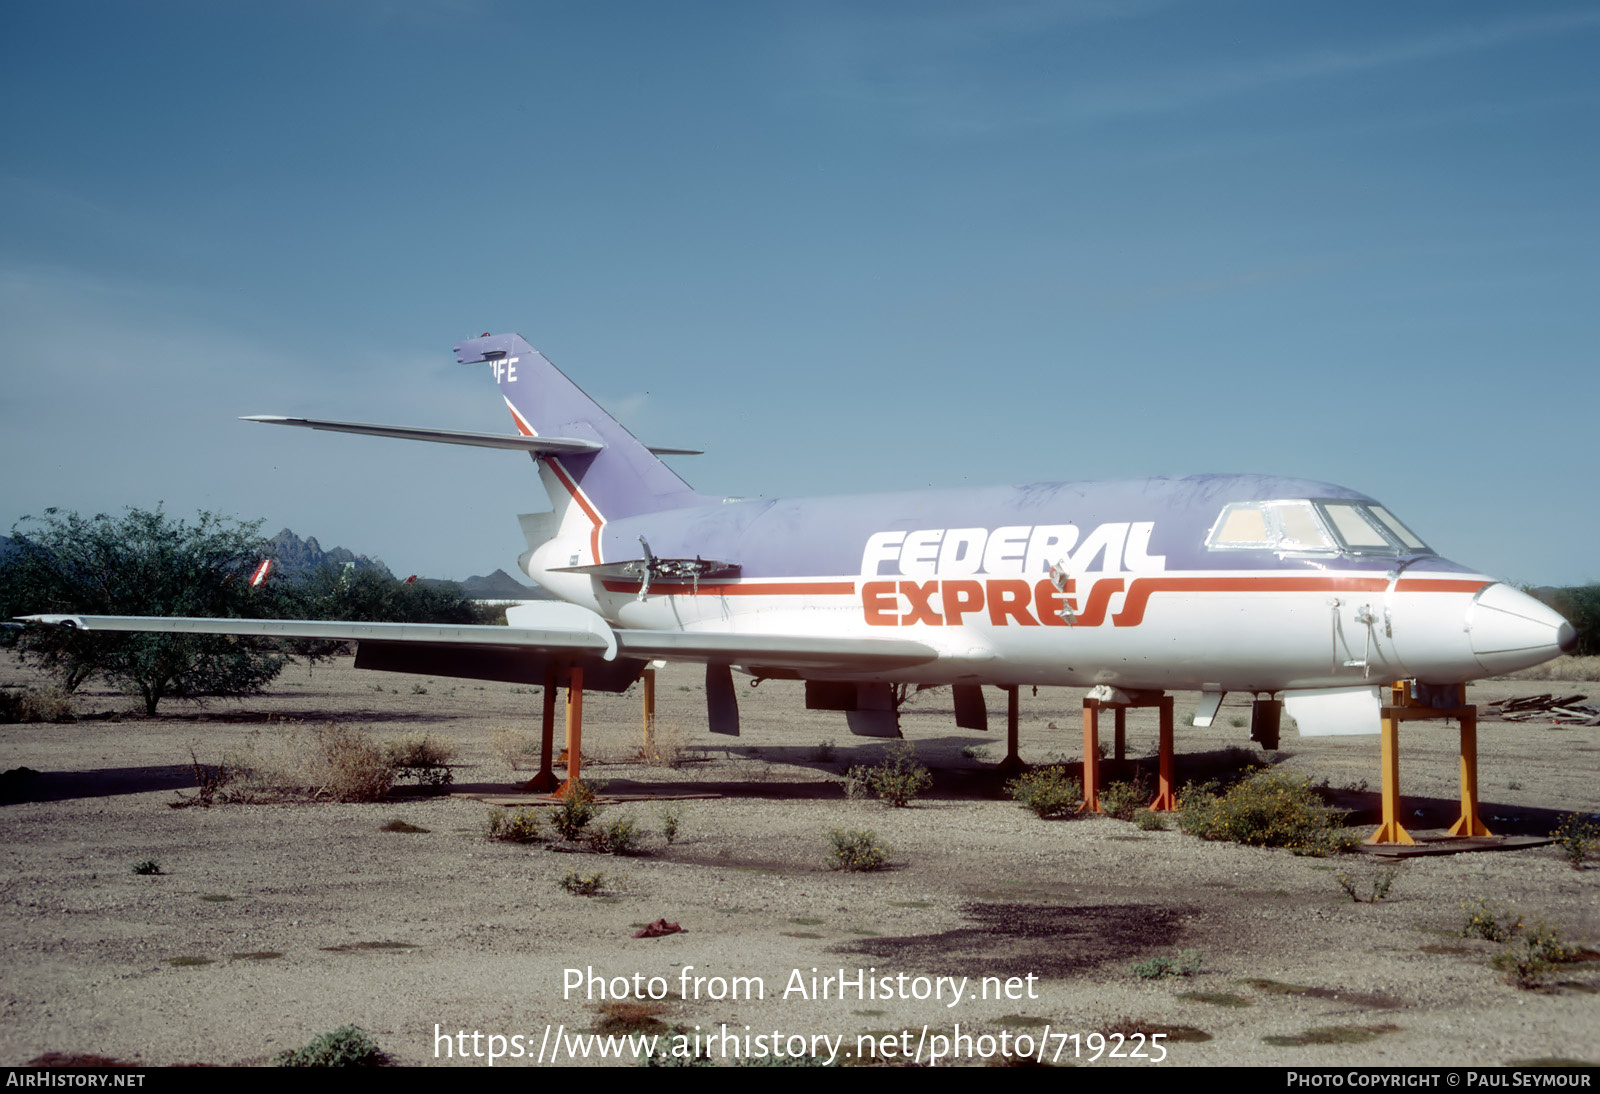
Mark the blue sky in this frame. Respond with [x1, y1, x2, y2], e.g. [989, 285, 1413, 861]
[3, 1, 1596, 585]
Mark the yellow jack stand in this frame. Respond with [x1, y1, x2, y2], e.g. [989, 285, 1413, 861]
[639, 667, 657, 760]
[1369, 682, 1488, 845]
[1082, 691, 1176, 812]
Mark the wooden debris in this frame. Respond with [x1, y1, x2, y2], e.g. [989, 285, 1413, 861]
[1484, 693, 1599, 725]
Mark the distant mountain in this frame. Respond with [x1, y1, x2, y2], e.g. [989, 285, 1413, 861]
[267, 529, 393, 580]
[457, 569, 554, 600]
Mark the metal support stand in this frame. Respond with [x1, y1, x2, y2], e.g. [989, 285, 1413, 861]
[1082, 691, 1175, 813]
[996, 686, 1025, 776]
[1152, 695, 1176, 812]
[1369, 682, 1487, 845]
[522, 666, 561, 793]
[640, 666, 657, 759]
[1448, 702, 1489, 837]
[554, 666, 585, 798]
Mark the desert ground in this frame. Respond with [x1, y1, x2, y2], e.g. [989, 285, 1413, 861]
[1, 649, 1595, 1068]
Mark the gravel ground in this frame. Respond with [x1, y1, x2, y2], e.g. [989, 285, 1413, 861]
[1, 652, 1595, 1068]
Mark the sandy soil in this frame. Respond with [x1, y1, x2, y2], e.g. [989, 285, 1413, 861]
[1, 651, 1595, 1068]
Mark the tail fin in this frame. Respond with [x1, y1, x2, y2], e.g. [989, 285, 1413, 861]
[454, 333, 706, 564]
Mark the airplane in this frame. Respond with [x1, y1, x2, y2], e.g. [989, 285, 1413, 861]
[23, 331, 1577, 806]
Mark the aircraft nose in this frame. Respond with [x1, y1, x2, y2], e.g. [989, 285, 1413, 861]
[1468, 583, 1574, 675]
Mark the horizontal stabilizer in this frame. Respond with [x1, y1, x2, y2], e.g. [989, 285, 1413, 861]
[241, 416, 604, 455]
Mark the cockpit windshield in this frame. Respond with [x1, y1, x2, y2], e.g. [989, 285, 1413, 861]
[1206, 499, 1433, 557]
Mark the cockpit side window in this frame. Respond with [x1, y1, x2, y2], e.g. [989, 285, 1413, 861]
[1207, 501, 1336, 553]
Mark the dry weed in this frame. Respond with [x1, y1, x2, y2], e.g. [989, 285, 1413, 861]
[219, 723, 393, 803]
[0, 686, 75, 723]
[641, 719, 688, 767]
[489, 727, 540, 771]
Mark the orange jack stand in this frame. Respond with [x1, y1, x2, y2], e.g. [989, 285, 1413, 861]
[553, 666, 585, 799]
[1082, 692, 1175, 812]
[521, 666, 561, 793]
[1368, 682, 1488, 845]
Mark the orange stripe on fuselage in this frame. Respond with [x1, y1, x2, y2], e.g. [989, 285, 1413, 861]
[601, 579, 855, 597]
[543, 458, 604, 563]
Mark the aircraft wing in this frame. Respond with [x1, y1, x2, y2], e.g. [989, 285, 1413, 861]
[19, 605, 938, 675]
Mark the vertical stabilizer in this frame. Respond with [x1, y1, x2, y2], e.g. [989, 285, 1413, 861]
[455, 333, 706, 565]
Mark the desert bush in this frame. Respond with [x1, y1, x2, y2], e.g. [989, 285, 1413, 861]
[1550, 813, 1600, 870]
[1335, 865, 1399, 903]
[658, 804, 683, 845]
[552, 779, 601, 841]
[591, 813, 643, 855]
[1461, 899, 1523, 942]
[223, 723, 393, 803]
[1131, 950, 1203, 979]
[0, 686, 75, 724]
[1176, 770, 1353, 854]
[489, 727, 539, 771]
[383, 732, 454, 793]
[382, 732, 456, 768]
[826, 828, 889, 871]
[1006, 766, 1082, 818]
[641, 720, 687, 767]
[1490, 924, 1582, 988]
[130, 859, 161, 875]
[273, 1025, 384, 1067]
[1134, 808, 1165, 831]
[559, 868, 608, 896]
[486, 807, 541, 843]
[303, 723, 394, 802]
[1098, 777, 1150, 821]
[845, 741, 931, 807]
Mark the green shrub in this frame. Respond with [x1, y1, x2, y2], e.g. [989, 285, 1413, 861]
[1098, 778, 1149, 821]
[1335, 865, 1399, 903]
[1176, 770, 1353, 854]
[552, 780, 600, 841]
[658, 804, 683, 845]
[559, 868, 608, 896]
[1131, 950, 1203, 979]
[486, 807, 541, 843]
[383, 732, 454, 793]
[1550, 813, 1600, 870]
[1461, 899, 1523, 942]
[592, 813, 642, 855]
[845, 741, 931, 808]
[1134, 808, 1165, 831]
[1490, 924, 1581, 988]
[826, 828, 889, 871]
[274, 1025, 383, 1067]
[1006, 766, 1081, 818]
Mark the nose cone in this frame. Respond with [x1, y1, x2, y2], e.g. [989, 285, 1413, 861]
[1468, 583, 1574, 675]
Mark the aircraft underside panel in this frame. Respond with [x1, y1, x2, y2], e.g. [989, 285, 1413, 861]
[353, 642, 648, 692]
